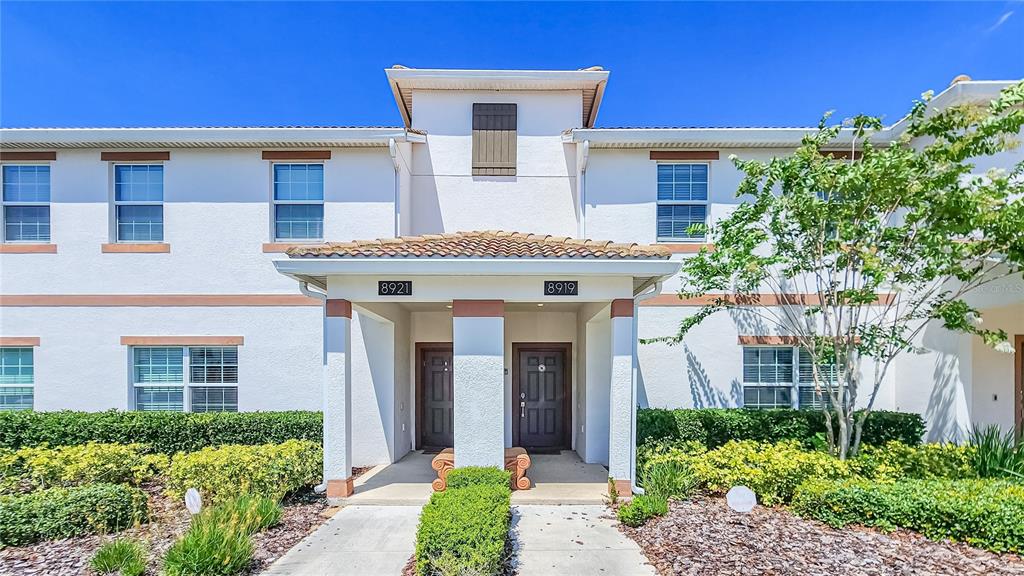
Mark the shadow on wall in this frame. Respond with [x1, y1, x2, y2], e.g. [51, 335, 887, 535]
[685, 345, 740, 408]
[637, 363, 650, 408]
[924, 351, 963, 442]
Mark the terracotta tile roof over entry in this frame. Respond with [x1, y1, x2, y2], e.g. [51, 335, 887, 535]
[285, 231, 671, 259]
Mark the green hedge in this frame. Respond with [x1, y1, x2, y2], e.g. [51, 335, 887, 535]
[792, 478, 1024, 554]
[415, 479, 511, 576]
[0, 442, 168, 494]
[0, 483, 148, 546]
[0, 410, 321, 453]
[446, 466, 511, 490]
[637, 408, 925, 449]
[165, 440, 321, 503]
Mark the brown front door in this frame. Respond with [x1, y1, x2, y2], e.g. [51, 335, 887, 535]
[419, 346, 454, 449]
[514, 344, 571, 451]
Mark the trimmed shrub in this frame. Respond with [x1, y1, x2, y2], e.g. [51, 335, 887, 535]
[792, 478, 1024, 554]
[165, 440, 320, 503]
[636, 408, 925, 449]
[0, 483, 148, 546]
[617, 494, 669, 527]
[0, 442, 168, 494]
[643, 440, 854, 506]
[0, 410, 321, 453]
[91, 538, 147, 576]
[854, 441, 976, 481]
[415, 483, 511, 576]
[446, 466, 511, 490]
[163, 514, 253, 576]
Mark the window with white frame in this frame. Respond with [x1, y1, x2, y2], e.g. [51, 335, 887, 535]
[2, 165, 51, 243]
[656, 163, 708, 241]
[741, 347, 794, 409]
[742, 346, 840, 410]
[0, 347, 34, 411]
[132, 346, 238, 412]
[273, 164, 323, 241]
[114, 164, 164, 242]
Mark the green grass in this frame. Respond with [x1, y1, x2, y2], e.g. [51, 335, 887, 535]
[90, 538, 146, 576]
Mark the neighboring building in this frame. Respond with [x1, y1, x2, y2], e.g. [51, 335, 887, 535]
[1, 68, 1021, 497]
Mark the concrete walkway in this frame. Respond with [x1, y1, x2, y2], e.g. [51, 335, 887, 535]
[512, 505, 657, 575]
[262, 505, 420, 575]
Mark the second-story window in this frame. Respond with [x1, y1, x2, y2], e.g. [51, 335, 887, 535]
[115, 164, 164, 242]
[273, 163, 324, 241]
[2, 165, 51, 243]
[656, 163, 708, 241]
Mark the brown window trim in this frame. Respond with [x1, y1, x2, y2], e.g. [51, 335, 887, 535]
[101, 151, 170, 162]
[650, 151, 720, 161]
[660, 243, 714, 254]
[120, 336, 243, 346]
[0, 337, 41, 346]
[0, 294, 320, 307]
[101, 243, 170, 253]
[262, 151, 332, 160]
[0, 151, 57, 161]
[0, 244, 57, 254]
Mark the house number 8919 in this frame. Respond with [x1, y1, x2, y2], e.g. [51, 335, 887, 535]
[544, 281, 578, 296]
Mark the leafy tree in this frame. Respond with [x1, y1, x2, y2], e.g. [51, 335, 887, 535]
[655, 81, 1024, 459]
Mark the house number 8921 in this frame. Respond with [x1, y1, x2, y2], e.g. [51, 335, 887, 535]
[378, 281, 413, 296]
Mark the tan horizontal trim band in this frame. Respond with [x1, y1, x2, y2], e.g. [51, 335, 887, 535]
[661, 243, 714, 254]
[641, 293, 897, 307]
[0, 294, 321, 307]
[262, 242, 329, 253]
[0, 151, 57, 161]
[452, 300, 504, 317]
[326, 299, 352, 318]
[820, 150, 861, 160]
[0, 337, 41, 346]
[0, 244, 57, 254]
[121, 336, 243, 346]
[650, 150, 720, 161]
[262, 150, 332, 160]
[102, 243, 170, 253]
[101, 151, 170, 161]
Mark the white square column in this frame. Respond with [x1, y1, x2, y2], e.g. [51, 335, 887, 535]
[608, 298, 635, 496]
[324, 299, 354, 497]
[452, 300, 506, 469]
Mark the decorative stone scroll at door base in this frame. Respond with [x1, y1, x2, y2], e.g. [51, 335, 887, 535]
[430, 447, 532, 491]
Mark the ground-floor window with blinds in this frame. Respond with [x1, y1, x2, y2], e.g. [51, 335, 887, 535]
[132, 346, 238, 412]
[0, 347, 34, 411]
[741, 346, 838, 410]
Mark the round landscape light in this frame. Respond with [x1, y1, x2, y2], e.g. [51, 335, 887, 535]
[726, 485, 756, 513]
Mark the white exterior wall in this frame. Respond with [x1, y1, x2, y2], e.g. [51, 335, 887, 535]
[408, 90, 579, 236]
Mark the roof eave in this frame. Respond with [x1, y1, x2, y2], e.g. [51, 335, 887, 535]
[274, 256, 680, 279]
[0, 127, 421, 149]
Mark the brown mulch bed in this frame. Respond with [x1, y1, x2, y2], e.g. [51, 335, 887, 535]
[620, 496, 1024, 576]
[0, 484, 334, 576]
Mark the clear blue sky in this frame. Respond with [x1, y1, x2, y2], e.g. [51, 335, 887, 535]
[2, 1, 1022, 129]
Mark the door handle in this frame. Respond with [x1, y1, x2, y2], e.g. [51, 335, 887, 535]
[520, 401, 525, 418]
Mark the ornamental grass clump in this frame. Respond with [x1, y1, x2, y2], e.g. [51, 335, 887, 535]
[90, 538, 147, 576]
[968, 425, 1024, 479]
[163, 494, 281, 576]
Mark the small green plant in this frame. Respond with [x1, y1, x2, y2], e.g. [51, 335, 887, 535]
[606, 476, 618, 505]
[617, 494, 668, 527]
[642, 460, 696, 500]
[968, 425, 1024, 478]
[90, 538, 147, 576]
[163, 515, 254, 576]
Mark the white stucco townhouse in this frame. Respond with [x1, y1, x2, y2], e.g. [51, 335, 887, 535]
[0, 67, 1020, 497]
